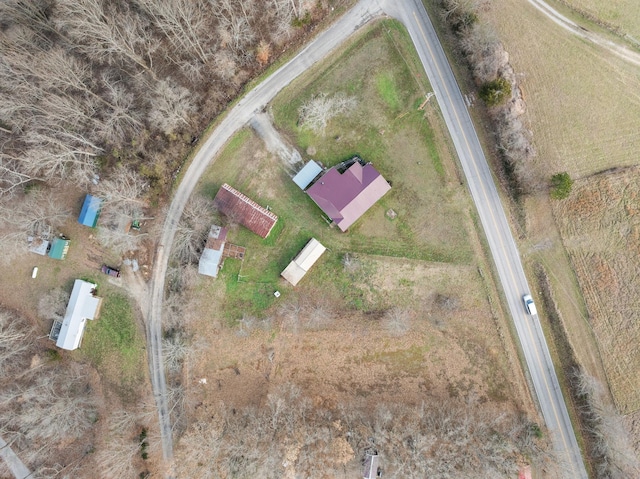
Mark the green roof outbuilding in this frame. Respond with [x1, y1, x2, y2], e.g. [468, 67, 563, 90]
[48, 237, 70, 260]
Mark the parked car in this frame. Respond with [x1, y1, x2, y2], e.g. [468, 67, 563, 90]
[101, 265, 121, 278]
[523, 294, 537, 316]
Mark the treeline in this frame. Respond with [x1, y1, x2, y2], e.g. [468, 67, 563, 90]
[175, 383, 552, 478]
[437, 0, 539, 195]
[0, 0, 318, 197]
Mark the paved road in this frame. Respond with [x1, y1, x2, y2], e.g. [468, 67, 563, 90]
[383, 1, 588, 476]
[0, 435, 31, 479]
[147, 0, 588, 476]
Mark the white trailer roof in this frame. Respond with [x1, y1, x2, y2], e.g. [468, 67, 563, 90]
[56, 280, 101, 350]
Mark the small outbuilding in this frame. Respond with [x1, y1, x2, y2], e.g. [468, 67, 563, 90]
[47, 237, 70, 260]
[306, 158, 391, 232]
[50, 279, 102, 351]
[281, 238, 326, 286]
[292, 160, 323, 190]
[213, 183, 278, 238]
[198, 225, 228, 278]
[78, 194, 103, 227]
[363, 452, 381, 479]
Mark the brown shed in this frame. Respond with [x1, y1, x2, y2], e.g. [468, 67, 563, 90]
[213, 183, 278, 238]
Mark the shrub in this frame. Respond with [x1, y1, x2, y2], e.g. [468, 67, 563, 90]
[479, 77, 512, 107]
[550, 172, 573, 199]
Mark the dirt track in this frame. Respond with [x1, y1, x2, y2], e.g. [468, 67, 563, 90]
[527, 0, 640, 66]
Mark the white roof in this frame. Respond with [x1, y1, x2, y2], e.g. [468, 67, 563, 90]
[198, 225, 227, 277]
[281, 238, 326, 286]
[56, 280, 101, 350]
[198, 248, 223, 277]
[293, 160, 323, 190]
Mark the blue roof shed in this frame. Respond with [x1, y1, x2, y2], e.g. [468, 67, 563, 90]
[293, 160, 323, 190]
[78, 195, 102, 227]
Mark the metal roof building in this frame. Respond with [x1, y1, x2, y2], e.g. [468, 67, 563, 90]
[306, 160, 391, 232]
[281, 238, 326, 286]
[363, 452, 381, 479]
[53, 279, 102, 351]
[78, 194, 103, 227]
[198, 225, 228, 277]
[292, 160, 323, 190]
[48, 237, 70, 260]
[213, 183, 278, 238]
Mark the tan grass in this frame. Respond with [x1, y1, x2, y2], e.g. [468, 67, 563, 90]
[559, 0, 640, 41]
[553, 167, 640, 413]
[483, 0, 640, 178]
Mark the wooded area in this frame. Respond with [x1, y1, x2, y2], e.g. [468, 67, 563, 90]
[0, 0, 323, 263]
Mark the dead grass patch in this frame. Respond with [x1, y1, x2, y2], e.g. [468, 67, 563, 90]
[186, 257, 519, 417]
[553, 167, 640, 413]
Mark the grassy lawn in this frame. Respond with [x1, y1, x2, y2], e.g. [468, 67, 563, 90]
[196, 20, 476, 322]
[80, 288, 146, 397]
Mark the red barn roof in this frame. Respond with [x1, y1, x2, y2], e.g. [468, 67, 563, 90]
[213, 184, 278, 238]
[306, 161, 391, 231]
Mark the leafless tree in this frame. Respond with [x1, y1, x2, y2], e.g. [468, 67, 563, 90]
[573, 370, 640, 478]
[136, 0, 213, 65]
[163, 331, 191, 373]
[94, 434, 142, 479]
[299, 92, 358, 135]
[0, 309, 31, 378]
[0, 189, 70, 263]
[95, 166, 148, 210]
[382, 307, 411, 337]
[147, 79, 196, 135]
[211, 0, 257, 56]
[1, 370, 96, 457]
[54, 0, 157, 76]
[171, 195, 216, 265]
[37, 288, 70, 322]
[341, 252, 361, 273]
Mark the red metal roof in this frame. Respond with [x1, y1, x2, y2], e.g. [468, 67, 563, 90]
[306, 162, 391, 231]
[213, 184, 278, 238]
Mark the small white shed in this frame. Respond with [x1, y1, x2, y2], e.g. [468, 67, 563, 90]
[281, 238, 326, 286]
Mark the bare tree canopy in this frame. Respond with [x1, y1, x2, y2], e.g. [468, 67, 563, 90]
[298, 92, 358, 135]
[0, 0, 330, 203]
[175, 384, 551, 478]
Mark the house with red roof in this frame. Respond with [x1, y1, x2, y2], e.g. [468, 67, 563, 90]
[306, 158, 391, 231]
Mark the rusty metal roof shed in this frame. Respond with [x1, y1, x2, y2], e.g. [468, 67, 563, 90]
[213, 184, 278, 239]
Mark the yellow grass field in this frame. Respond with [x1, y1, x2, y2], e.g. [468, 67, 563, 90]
[484, 0, 640, 179]
[559, 0, 640, 41]
[553, 167, 640, 414]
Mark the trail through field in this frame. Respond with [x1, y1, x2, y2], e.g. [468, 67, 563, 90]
[527, 0, 640, 66]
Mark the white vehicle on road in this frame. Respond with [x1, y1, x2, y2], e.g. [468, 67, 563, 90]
[523, 294, 537, 315]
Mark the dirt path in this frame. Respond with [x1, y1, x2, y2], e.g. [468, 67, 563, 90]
[527, 0, 640, 67]
[249, 112, 303, 173]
